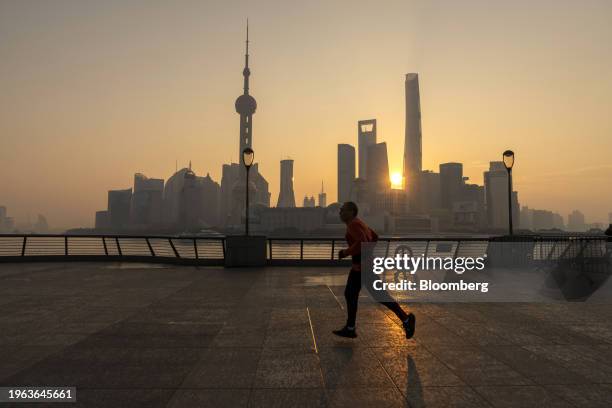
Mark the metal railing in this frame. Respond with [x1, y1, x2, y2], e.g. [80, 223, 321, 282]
[0, 234, 609, 269]
[0, 234, 225, 265]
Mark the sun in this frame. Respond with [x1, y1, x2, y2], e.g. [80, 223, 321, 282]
[390, 172, 403, 189]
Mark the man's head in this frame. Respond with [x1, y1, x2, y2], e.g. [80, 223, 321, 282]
[339, 201, 358, 224]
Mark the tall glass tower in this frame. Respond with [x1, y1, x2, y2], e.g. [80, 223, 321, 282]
[403, 73, 422, 196]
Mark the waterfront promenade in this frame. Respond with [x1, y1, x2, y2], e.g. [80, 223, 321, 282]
[1, 262, 612, 407]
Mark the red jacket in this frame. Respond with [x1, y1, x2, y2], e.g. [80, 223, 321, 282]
[344, 217, 378, 271]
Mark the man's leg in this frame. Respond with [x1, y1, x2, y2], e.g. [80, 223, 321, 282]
[333, 269, 361, 338]
[344, 269, 362, 328]
[379, 301, 408, 322]
[362, 271, 416, 339]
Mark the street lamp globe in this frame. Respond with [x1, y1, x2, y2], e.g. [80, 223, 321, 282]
[503, 150, 515, 170]
[243, 147, 254, 168]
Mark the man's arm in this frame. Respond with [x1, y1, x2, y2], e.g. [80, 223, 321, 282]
[339, 224, 363, 258]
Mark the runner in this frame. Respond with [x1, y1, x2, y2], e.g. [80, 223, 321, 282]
[333, 201, 416, 339]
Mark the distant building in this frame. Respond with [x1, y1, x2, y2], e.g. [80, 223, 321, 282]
[108, 188, 132, 230]
[357, 119, 376, 179]
[520, 206, 534, 230]
[440, 163, 463, 210]
[179, 168, 205, 230]
[132, 173, 164, 228]
[452, 201, 481, 230]
[163, 168, 192, 226]
[219, 163, 270, 228]
[252, 205, 344, 234]
[277, 159, 296, 208]
[390, 215, 431, 234]
[318, 182, 327, 208]
[568, 210, 586, 232]
[0, 206, 15, 232]
[419, 170, 441, 213]
[303, 196, 315, 208]
[33, 215, 49, 233]
[371, 189, 409, 216]
[95, 210, 110, 230]
[366, 142, 391, 195]
[552, 213, 565, 230]
[258, 207, 326, 233]
[349, 178, 370, 215]
[532, 209, 555, 231]
[200, 173, 221, 227]
[337, 144, 355, 203]
[452, 183, 486, 230]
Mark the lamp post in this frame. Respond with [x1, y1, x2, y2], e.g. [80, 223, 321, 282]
[503, 150, 515, 235]
[242, 147, 254, 236]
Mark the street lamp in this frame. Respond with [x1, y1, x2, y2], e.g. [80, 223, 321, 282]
[242, 147, 254, 236]
[503, 150, 515, 235]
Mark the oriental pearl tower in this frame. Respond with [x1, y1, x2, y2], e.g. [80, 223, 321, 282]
[235, 21, 257, 167]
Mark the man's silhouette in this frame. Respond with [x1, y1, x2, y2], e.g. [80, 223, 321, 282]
[333, 201, 415, 339]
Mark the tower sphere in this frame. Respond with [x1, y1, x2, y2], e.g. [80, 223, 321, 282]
[235, 94, 257, 115]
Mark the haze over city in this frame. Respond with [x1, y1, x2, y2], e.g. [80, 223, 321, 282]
[1, 0, 611, 229]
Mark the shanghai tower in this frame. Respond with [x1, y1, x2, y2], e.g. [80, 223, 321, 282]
[403, 73, 422, 198]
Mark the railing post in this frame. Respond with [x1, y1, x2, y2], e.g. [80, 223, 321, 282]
[268, 239, 272, 261]
[169, 238, 180, 258]
[331, 240, 335, 260]
[21, 236, 27, 256]
[453, 241, 461, 260]
[115, 237, 122, 256]
[424, 240, 430, 257]
[300, 240, 304, 260]
[193, 238, 199, 260]
[222, 238, 226, 261]
[146, 238, 155, 257]
[102, 237, 108, 256]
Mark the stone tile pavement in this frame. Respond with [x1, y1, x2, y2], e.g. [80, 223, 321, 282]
[0, 263, 611, 407]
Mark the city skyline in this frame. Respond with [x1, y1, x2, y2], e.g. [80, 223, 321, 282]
[1, 1, 611, 228]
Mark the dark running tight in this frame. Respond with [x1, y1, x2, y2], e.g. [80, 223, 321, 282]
[344, 269, 408, 327]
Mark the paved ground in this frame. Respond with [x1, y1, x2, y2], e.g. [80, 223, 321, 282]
[1, 263, 612, 407]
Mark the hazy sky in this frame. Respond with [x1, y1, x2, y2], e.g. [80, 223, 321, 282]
[1, 0, 611, 229]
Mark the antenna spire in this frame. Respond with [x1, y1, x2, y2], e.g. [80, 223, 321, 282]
[242, 19, 251, 94]
[246, 19, 249, 59]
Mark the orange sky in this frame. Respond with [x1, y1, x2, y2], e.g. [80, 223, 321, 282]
[1, 0, 611, 229]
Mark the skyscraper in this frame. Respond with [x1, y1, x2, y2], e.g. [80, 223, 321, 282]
[107, 188, 132, 230]
[358, 119, 377, 179]
[568, 210, 586, 231]
[132, 173, 163, 227]
[403, 73, 422, 197]
[337, 144, 355, 204]
[318, 181, 327, 208]
[277, 159, 296, 208]
[366, 142, 390, 194]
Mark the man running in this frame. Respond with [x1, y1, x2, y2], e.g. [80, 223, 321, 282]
[333, 201, 416, 339]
